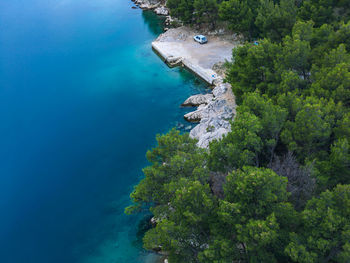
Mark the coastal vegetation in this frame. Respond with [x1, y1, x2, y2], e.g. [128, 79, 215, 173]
[127, 0, 350, 262]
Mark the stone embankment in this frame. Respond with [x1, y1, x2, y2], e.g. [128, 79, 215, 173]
[152, 27, 238, 148]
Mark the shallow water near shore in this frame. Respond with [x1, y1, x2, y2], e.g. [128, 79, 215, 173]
[0, 0, 207, 262]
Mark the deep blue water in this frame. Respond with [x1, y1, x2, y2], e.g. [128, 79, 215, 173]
[0, 0, 207, 262]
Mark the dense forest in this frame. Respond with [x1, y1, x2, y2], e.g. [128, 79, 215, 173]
[127, 0, 350, 262]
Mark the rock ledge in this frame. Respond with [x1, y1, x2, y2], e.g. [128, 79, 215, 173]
[182, 94, 214, 107]
[187, 83, 236, 148]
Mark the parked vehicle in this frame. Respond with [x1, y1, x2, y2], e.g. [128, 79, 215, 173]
[193, 35, 208, 44]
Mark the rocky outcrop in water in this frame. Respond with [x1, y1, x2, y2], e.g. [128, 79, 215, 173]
[184, 104, 206, 122]
[181, 94, 213, 107]
[186, 83, 236, 148]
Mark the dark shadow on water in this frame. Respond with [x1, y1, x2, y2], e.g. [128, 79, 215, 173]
[131, 214, 163, 263]
[132, 214, 153, 249]
[142, 10, 166, 36]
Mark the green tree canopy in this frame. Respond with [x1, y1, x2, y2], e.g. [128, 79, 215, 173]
[201, 167, 298, 262]
[255, 0, 297, 42]
[125, 129, 208, 214]
[286, 184, 350, 263]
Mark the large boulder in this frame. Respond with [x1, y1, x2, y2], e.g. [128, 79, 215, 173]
[184, 104, 206, 122]
[181, 93, 214, 107]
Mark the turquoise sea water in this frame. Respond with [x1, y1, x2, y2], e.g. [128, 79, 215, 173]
[0, 0, 207, 262]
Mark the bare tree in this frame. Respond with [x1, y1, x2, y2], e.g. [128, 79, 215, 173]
[270, 151, 316, 210]
[209, 172, 227, 199]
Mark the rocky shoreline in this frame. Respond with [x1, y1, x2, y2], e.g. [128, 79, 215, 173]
[135, 0, 169, 16]
[130, 1, 237, 261]
[131, 0, 237, 148]
[184, 83, 235, 148]
[152, 27, 237, 148]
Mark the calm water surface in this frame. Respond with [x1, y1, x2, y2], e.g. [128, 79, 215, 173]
[0, 0, 207, 262]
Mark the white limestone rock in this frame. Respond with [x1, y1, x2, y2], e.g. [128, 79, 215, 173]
[188, 83, 236, 148]
[181, 93, 214, 107]
[184, 108, 204, 123]
[154, 6, 169, 15]
[190, 118, 232, 148]
[150, 217, 157, 226]
[134, 0, 161, 10]
[212, 83, 227, 97]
